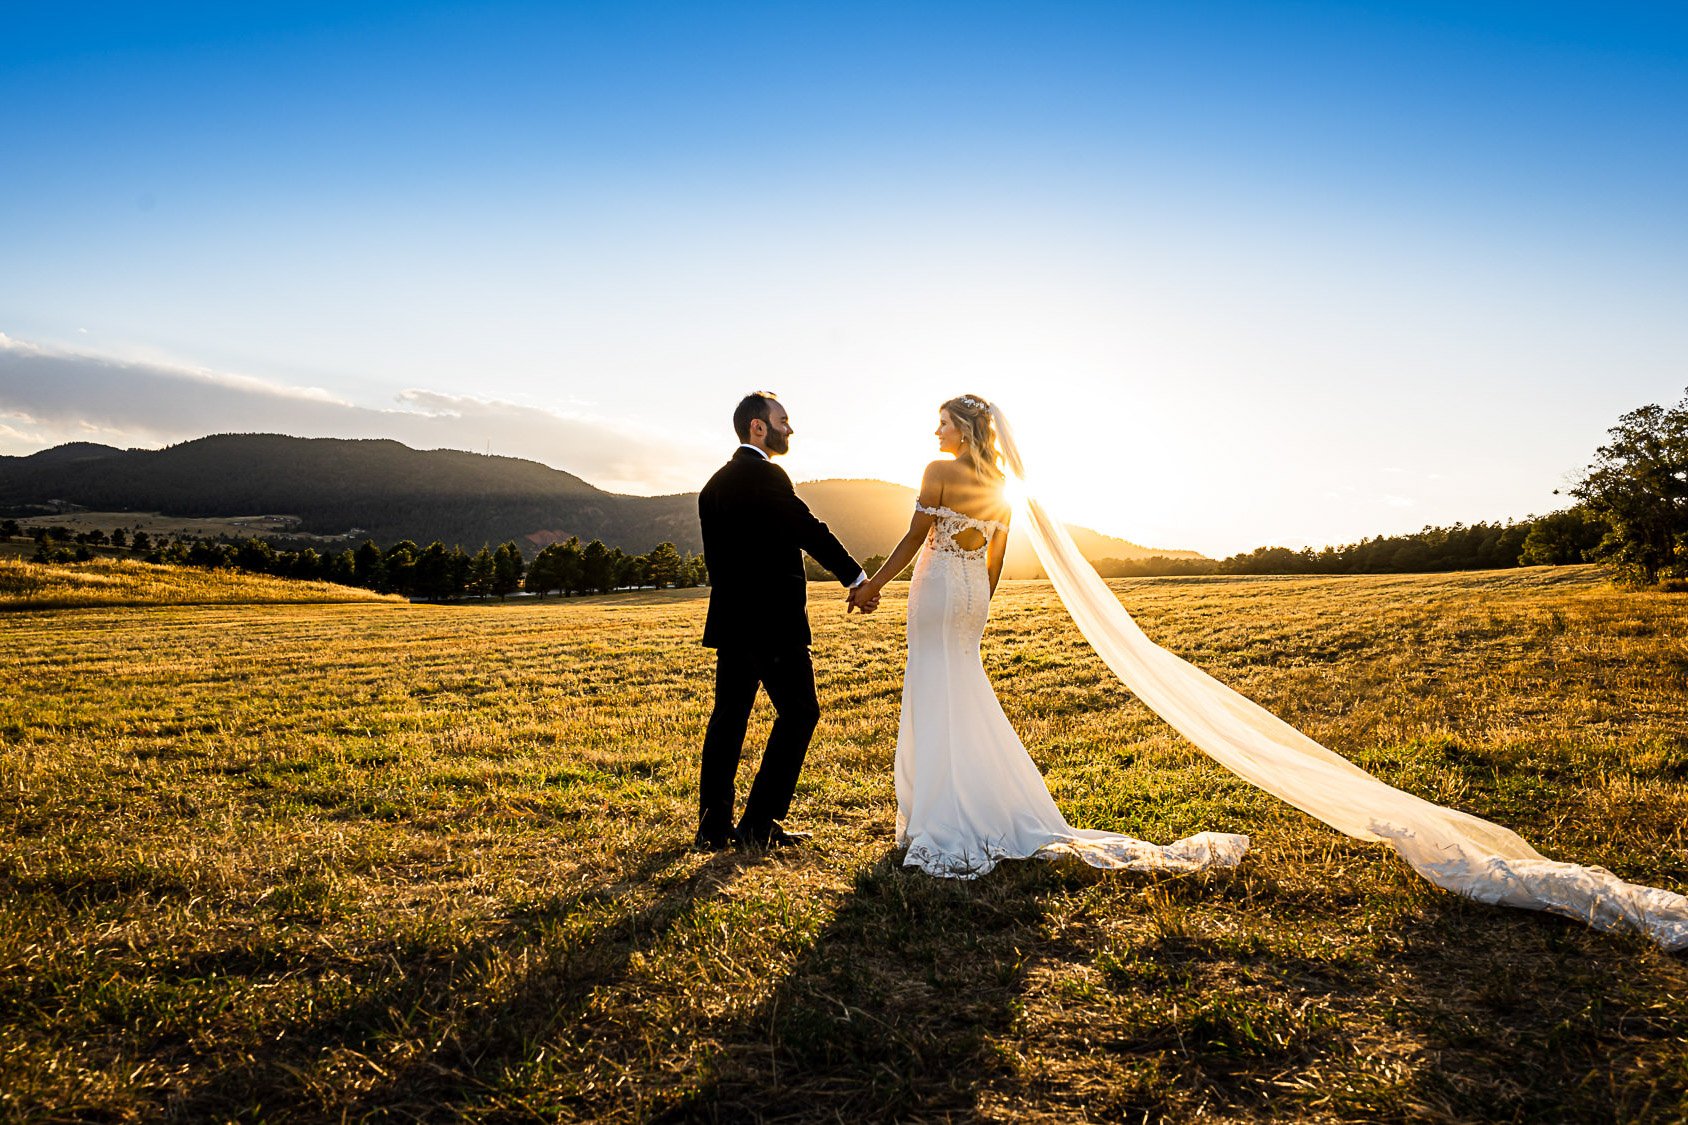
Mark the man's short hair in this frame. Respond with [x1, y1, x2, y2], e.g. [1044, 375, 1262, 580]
[733, 392, 779, 442]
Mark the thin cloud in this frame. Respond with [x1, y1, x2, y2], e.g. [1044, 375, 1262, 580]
[0, 335, 713, 493]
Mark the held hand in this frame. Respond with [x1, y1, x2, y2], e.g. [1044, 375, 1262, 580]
[847, 583, 881, 615]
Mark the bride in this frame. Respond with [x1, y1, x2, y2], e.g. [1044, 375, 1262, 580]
[857, 395, 1688, 950]
[856, 394, 1249, 878]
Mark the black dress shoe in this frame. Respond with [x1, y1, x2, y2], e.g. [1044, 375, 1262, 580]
[740, 822, 810, 848]
[693, 826, 741, 851]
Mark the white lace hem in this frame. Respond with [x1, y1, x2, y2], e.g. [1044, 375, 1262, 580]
[901, 830, 1250, 881]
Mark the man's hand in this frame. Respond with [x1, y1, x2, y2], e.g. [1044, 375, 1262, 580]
[847, 584, 880, 615]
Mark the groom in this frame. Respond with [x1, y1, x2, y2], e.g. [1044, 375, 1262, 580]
[695, 392, 877, 849]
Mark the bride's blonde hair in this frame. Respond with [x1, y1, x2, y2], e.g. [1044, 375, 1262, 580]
[942, 394, 1005, 484]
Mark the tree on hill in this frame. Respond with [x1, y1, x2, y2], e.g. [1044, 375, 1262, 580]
[237, 537, 276, 573]
[467, 546, 496, 597]
[1092, 556, 1219, 578]
[681, 551, 707, 587]
[492, 541, 525, 598]
[525, 545, 558, 596]
[1519, 507, 1607, 566]
[353, 540, 385, 589]
[382, 540, 420, 595]
[647, 541, 683, 588]
[328, 548, 356, 585]
[581, 539, 617, 594]
[1216, 520, 1534, 576]
[1571, 388, 1688, 587]
[189, 540, 238, 569]
[527, 537, 591, 596]
[618, 551, 651, 590]
[555, 537, 586, 594]
[292, 547, 322, 580]
[414, 541, 461, 600]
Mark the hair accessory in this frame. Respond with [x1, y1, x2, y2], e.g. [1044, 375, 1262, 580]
[958, 395, 987, 411]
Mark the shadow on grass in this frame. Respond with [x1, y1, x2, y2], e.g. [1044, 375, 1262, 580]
[153, 838, 1688, 1122]
[655, 848, 1072, 1122]
[162, 841, 755, 1122]
[663, 848, 1688, 1122]
[1382, 897, 1688, 1123]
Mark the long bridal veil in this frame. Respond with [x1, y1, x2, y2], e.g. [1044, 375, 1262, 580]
[989, 403, 1688, 951]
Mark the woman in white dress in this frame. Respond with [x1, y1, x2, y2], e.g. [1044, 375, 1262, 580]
[854, 394, 1248, 878]
[853, 395, 1688, 947]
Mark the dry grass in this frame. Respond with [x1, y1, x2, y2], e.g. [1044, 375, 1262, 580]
[0, 557, 400, 610]
[1, 565, 1685, 1122]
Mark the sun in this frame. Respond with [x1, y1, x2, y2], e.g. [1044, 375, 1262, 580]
[1002, 473, 1029, 513]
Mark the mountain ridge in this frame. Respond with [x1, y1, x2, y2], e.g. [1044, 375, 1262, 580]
[0, 433, 1204, 576]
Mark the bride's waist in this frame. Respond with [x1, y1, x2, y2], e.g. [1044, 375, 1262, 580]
[920, 548, 989, 566]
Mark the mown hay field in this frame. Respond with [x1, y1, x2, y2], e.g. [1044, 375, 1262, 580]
[0, 557, 401, 611]
[2, 565, 1686, 1122]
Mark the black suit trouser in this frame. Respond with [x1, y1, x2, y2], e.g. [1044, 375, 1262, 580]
[699, 645, 821, 836]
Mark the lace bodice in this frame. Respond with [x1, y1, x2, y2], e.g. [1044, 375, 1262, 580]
[916, 503, 1006, 558]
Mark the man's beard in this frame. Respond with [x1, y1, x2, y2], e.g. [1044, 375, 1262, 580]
[765, 430, 790, 455]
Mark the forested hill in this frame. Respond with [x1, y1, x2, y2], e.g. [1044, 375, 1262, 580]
[0, 434, 696, 552]
[0, 434, 1199, 572]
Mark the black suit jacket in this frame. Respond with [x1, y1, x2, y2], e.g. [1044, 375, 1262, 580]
[699, 448, 863, 649]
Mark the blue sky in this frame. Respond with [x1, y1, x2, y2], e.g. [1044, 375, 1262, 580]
[4, 2, 1686, 554]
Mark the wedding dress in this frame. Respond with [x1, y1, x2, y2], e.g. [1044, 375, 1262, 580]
[914, 402, 1686, 950]
[894, 501, 1250, 878]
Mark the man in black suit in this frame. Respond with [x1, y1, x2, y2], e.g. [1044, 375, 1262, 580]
[695, 392, 878, 849]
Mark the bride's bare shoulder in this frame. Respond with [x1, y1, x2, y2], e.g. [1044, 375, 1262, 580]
[919, 459, 959, 488]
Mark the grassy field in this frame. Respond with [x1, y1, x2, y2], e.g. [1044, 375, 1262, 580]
[0, 557, 401, 610]
[1, 565, 1685, 1122]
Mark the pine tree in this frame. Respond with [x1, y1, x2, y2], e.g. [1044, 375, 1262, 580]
[492, 541, 524, 598]
[381, 541, 420, 595]
[556, 537, 585, 595]
[467, 546, 496, 597]
[414, 542, 457, 600]
[353, 540, 385, 590]
[525, 545, 559, 596]
[328, 548, 357, 585]
[646, 542, 683, 588]
[581, 539, 616, 594]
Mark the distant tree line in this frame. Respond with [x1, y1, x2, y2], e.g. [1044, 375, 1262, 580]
[1217, 518, 1545, 576]
[1058, 509, 1606, 580]
[14, 521, 706, 599]
[0, 508, 1616, 589]
[1069, 388, 1683, 588]
[11, 379, 1682, 593]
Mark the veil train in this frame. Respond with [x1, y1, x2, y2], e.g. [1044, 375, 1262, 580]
[990, 403, 1688, 951]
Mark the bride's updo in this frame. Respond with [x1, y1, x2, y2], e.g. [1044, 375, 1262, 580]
[942, 394, 1005, 484]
